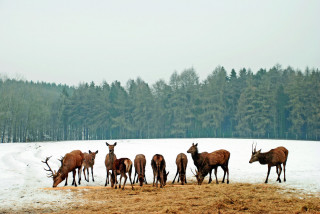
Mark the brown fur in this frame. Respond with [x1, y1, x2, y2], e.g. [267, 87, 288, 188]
[187, 143, 213, 183]
[188, 143, 230, 185]
[111, 158, 134, 190]
[82, 150, 98, 182]
[249, 144, 289, 183]
[172, 153, 188, 185]
[43, 150, 84, 188]
[133, 154, 147, 186]
[151, 154, 169, 188]
[105, 142, 117, 186]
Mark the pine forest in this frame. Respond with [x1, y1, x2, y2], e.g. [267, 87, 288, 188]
[1, 65, 319, 143]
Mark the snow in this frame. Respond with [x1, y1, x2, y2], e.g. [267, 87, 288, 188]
[0, 138, 319, 210]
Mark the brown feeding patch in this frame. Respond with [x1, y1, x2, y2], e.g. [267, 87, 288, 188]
[3, 183, 320, 213]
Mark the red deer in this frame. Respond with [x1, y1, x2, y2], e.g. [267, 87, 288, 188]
[249, 143, 288, 183]
[172, 153, 188, 185]
[82, 150, 98, 182]
[187, 143, 213, 183]
[133, 154, 147, 186]
[42, 150, 84, 188]
[151, 154, 169, 188]
[105, 142, 117, 186]
[111, 158, 134, 190]
[188, 143, 230, 185]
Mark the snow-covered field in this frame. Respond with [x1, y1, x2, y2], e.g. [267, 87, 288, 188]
[0, 138, 319, 210]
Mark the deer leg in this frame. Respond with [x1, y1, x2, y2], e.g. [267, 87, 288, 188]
[133, 170, 136, 184]
[283, 163, 286, 182]
[119, 173, 122, 189]
[65, 173, 68, 186]
[83, 168, 87, 182]
[226, 166, 229, 184]
[128, 170, 134, 190]
[144, 175, 148, 184]
[105, 169, 109, 186]
[172, 169, 179, 184]
[122, 173, 127, 190]
[214, 167, 218, 184]
[73, 170, 77, 187]
[222, 166, 226, 183]
[160, 172, 164, 188]
[265, 165, 271, 183]
[277, 164, 282, 183]
[91, 166, 94, 182]
[78, 167, 81, 185]
[208, 169, 212, 184]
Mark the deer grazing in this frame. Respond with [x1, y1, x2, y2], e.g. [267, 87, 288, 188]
[172, 153, 188, 185]
[111, 158, 134, 190]
[188, 143, 230, 185]
[133, 154, 147, 186]
[82, 150, 98, 182]
[249, 143, 288, 183]
[187, 143, 213, 183]
[105, 142, 117, 186]
[151, 154, 169, 188]
[42, 150, 84, 188]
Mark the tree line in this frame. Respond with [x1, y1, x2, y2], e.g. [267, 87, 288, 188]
[1, 65, 319, 143]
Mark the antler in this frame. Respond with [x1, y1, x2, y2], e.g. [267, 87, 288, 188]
[190, 168, 198, 176]
[252, 142, 258, 154]
[58, 156, 64, 166]
[42, 156, 55, 178]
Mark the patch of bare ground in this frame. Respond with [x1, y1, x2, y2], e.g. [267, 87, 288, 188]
[1, 183, 319, 213]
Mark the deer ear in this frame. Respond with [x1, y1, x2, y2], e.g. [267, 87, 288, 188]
[89, 150, 92, 154]
[96, 150, 98, 154]
[114, 142, 117, 146]
[106, 142, 109, 146]
[258, 149, 261, 153]
[195, 143, 198, 146]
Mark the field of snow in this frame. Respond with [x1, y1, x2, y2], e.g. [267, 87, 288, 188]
[0, 138, 319, 210]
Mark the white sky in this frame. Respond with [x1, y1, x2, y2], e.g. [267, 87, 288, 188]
[0, 1, 319, 86]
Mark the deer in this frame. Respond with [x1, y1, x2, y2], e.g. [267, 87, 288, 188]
[133, 154, 147, 186]
[42, 150, 84, 188]
[105, 142, 117, 186]
[82, 150, 98, 182]
[110, 157, 134, 190]
[188, 143, 230, 185]
[187, 143, 213, 183]
[151, 154, 169, 188]
[172, 153, 188, 185]
[249, 143, 288, 183]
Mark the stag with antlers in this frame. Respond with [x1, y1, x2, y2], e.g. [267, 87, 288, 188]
[42, 150, 84, 187]
[249, 143, 288, 183]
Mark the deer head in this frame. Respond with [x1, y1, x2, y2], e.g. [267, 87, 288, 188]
[191, 168, 204, 185]
[106, 142, 117, 155]
[187, 143, 198, 154]
[249, 142, 261, 163]
[42, 157, 64, 187]
[89, 150, 98, 163]
[138, 174, 144, 187]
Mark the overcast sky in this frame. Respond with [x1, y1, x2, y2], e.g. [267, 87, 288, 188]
[0, 1, 319, 86]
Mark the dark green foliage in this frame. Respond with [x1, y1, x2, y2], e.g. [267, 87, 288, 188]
[0, 65, 319, 143]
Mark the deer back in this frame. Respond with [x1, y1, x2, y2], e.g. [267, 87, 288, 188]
[206, 149, 230, 166]
[134, 154, 146, 173]
[176, 153, 188, 173]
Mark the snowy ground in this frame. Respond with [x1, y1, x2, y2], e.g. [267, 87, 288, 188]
[0, 138, 319, 210]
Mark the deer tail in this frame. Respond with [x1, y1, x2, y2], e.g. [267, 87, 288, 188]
[180, 154, 185, 174]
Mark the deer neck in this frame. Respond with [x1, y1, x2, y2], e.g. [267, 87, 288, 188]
[191, 150, 202, 168]
[257, 152, 270, 165]
[109, 152, 115, 163]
